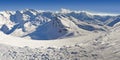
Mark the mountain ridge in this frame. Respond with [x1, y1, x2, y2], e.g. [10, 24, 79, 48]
[0, 9, 120, 40]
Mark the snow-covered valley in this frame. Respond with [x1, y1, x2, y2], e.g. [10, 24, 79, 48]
[0, 9, 120, 60]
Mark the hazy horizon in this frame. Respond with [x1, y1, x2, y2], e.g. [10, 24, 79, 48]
[0, 0, 119, 14]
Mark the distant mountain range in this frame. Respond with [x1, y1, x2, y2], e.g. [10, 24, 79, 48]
[0, 9, 120, 40]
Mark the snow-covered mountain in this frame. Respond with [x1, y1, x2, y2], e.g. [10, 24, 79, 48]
[0, 9, 120, 60]
[0, 9, 118, 40]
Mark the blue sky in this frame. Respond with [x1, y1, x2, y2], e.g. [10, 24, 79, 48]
[0, 0, 119, 13]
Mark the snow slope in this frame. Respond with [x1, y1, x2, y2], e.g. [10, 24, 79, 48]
[0, 31, 107, 60]
[0, 31, 101, 48]
[0, 28, 120, 60]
